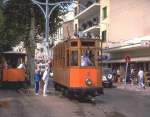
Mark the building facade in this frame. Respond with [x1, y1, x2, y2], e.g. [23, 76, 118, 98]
[75, 0, 150, 82]
[74, 0, 100, 39]
[103, 0, 150, 73]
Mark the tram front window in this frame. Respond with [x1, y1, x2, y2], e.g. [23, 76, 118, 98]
[81, 50, 95, 67]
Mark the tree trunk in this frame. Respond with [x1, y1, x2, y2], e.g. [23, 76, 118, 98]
[24, 16, 36, 86]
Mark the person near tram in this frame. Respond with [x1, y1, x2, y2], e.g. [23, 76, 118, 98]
[3, 61, 8, 69]
[17, 62, 26, 69]
[116, 68, 121, 83]
[34, 65, 42, 95]
[42, 66, 50, 96]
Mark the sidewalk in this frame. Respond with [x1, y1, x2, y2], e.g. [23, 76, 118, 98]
[115, 83, 150, 95]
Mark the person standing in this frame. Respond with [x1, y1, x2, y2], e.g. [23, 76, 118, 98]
[116, 68, 120, 83]
[17, 63, 25, 69]
[42, 67, 49, 96]
[34, 66, 42, 95]
[3, 60, 8, 69]
[130, 67, 135, 85]
[138, 68, 145, 89]
[112, 68, 117, 82]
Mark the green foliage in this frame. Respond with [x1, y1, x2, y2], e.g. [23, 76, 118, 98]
[0, 10, 4, 28]
[0, 2, 12, 52]
[0, 0, 73, 52]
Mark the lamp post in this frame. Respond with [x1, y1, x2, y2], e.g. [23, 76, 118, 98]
[31, 0, 77, 60]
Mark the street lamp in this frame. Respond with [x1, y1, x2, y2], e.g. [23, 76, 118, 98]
[31, 0, 77, 60]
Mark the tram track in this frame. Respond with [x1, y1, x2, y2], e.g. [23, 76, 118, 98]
[70, 98, 103, 117]
[14, 87, 127, 117]
[96, 99, 127, 117]
[70, 97, 127, 117]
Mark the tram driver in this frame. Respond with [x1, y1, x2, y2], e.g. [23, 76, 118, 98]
[81, 53, 92, 66]
[17, 63, 25, 69]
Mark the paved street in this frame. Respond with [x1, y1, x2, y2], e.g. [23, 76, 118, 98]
[1, 1, 150, 117]
[0, 84, 150, 117]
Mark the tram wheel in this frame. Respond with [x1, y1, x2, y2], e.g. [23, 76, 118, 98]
[54, 83, 59, 91]
[63, 89, 69, 96]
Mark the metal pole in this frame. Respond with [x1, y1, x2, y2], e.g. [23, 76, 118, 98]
[124, 62, 128, 88]
[45, 0, 49, 59]
[31, 0, 77, 60]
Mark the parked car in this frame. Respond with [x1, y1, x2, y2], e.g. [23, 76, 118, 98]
[102, 68, 113, 88]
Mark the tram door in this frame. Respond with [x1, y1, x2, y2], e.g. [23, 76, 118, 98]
[0, 56, 3, 81]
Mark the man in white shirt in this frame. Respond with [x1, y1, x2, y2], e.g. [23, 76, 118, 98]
[138, 68, 145, 89]
[42, 67, 49, 96]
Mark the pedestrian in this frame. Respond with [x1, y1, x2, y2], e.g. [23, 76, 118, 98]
[42, 66, 49, 96]
[138, 68, 145, 89]
[34, 66, 42, 95]
[130, 67, 135, 85]
[112, 68, 117, 82]
[3, 59, 8, 69]
[116, 68, 120, 83]
[17, 62, 25, 69]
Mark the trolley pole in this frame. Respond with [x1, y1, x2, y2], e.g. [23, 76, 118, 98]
[31, 0, 77, 60]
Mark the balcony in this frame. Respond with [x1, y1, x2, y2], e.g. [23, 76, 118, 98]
[73, 31, 100, 39]
[82, 25, 100, 34]
[79, 16, 100, 34]
[75, 1, 100, 21]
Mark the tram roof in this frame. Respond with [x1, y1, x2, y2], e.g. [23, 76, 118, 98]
[54, 38, 100, 47]
[60, 38, 100, 43]
[66, 38, 100, 41]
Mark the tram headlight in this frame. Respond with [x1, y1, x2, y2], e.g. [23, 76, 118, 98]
[85, 79, 93, 86]
[107, 74, 112, 80]
[102, 76, 107, 81]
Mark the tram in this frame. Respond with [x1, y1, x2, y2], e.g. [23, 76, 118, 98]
[0, 51, 26, 84]
[53, 38, 103, 98]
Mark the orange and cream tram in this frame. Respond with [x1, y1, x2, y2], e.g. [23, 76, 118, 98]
[53, 38, 103, 98]
[0, 51, 26, 84]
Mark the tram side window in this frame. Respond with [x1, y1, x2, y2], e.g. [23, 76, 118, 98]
[67, 50, 69, 66]
[81, 50, 95, 67]
[89, 50, 95, 66]
[71, 51, 78, 66]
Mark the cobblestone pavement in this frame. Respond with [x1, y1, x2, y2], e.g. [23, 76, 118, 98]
[18, 82, 150, 96]
[1, 83, 150, 117]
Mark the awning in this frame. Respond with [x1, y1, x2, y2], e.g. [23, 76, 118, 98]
[103, 56, 150, 63]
